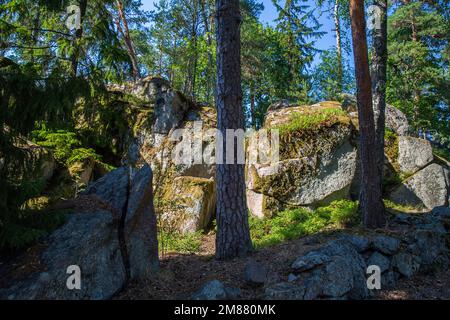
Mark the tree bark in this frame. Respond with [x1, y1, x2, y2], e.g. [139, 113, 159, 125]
[201, 0, 216, 105]
[70, 0, 88, 77]
[334, 0, 343, 93]
[349, 0, 385, 228]
[370, 0, 387, 194]
[215, 0, 252, 259]
[116, 0, 140, 80]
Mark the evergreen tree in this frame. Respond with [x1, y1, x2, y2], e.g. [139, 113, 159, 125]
[387, 0, 449, 139]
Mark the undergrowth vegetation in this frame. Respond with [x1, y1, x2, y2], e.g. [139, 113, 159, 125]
[156, 200, 360, 254]
[158, 231, 203, 256]
[275, 107, 348, 135]
[31, 128, 103, 167]
[249, 199, 359, 248]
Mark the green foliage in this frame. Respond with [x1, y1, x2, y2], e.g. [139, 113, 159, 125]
[311, 48, 355, 101]
[323, 199, 359, 228]
[158, 230, 203, 255]
[249, 200, 358, 248]
[276, 107, 347, 135]
[433, 146, 450, 163]
[32, 128, 101, 166]
[383, 199, 424, 213]
[67, 148, 101, 166]
[0, 209, 67, 251]
[387, 0, 449, 138]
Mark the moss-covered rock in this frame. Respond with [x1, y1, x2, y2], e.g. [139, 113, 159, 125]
[246, 102, 358, 216]
[160, 176, 216, 234]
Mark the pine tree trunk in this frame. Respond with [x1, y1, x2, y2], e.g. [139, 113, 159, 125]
[215, 0, 252, 259]
[349, 0, 385, 228]
[334, 0, 343, 93]
[116, 0, 140, 80]
[201, 0, 216, 106]
[70, 0, 88, 77]
[370, 0, 387, 194]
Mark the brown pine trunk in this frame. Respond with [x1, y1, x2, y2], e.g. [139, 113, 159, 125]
[215, 0, 252, 259]
[349, 0, 385, 228]
[370, 0, 387, 190]
[116, 0, 140, 80]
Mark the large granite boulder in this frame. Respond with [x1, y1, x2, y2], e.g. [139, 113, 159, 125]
[160, 176, 216, 234]
[340, 94, 410, 136]
[0, 164, 159, 299]
[105, 78, 218, 234]
[385, 104, 410, 136]
[246, 102, 358, 217]
[389, 163, 449, 210]
[397, 136, 434, 174]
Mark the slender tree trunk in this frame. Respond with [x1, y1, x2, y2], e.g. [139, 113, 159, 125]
[349, 0, 385, 228]
[370, 0, 387, 191]
[201, 0, 216, 106]
[250, 83, 256, 128]
[30, 5, 41, 65]
[334, 0, 343, 93]
[71, 0, 88, 76]
[116, 0, 140, 80]
[215, 0, 252, 259]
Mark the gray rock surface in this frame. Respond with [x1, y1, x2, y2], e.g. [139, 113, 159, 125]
[192, 280, 241, 300]
[398, 136, 433, 174]
[340, 94, 410, 135]
[0, 211, 125, 300]
[367, 252, 391, 273]
[389, 163, 449, 210]
[0, 164, 159, 299]
[265, 282, 306, 300]
[282, 240, 368, 300]
[385, 104, 410, 136]
[244, 261, 268, 287]
[371, 235, 400, 255]
[392, 253, 421, 278]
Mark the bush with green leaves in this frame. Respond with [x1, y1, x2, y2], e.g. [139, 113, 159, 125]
[32, 128, 103, 166]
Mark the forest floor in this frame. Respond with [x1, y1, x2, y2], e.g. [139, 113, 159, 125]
[115, 232, 450, 300]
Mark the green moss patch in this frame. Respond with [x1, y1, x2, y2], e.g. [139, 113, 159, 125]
[275, 107, 349, 135]
[249, 199, 359, 248]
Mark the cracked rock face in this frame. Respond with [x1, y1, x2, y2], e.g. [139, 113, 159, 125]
[390, 163, 449, 210]
[0, 165, 159, 300]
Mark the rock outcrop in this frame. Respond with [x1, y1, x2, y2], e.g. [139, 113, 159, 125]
[0, 164, 159, 300]
[264, 210, 449, 300]
[246, 102, 358, 217]
[111, 77, 217, 234]
[73, 81, 448, 233]
[389, 163, 449, 210]
[398, 136, 434, 174]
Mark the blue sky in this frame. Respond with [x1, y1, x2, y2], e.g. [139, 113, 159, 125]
[140, 0, 343, 66]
